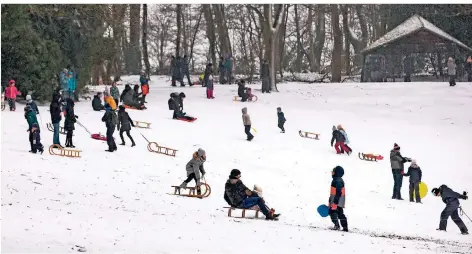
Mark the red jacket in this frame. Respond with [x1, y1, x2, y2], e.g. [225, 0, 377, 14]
[5, 86, 21, 99]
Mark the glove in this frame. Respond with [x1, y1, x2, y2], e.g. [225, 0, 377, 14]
[201, 170, 206, 176]
[463, 191, 468, 200]
[330, 203, 338, 210]
[75, 115, 79, 119]
[131, 123, 135, 127]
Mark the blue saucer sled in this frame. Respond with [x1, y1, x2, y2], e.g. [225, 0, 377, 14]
[317, 204, 329, 217]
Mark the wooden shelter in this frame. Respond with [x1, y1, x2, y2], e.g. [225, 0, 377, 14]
[361, 14, 472, 82]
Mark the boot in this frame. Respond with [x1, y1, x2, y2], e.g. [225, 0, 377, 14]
[131, 142, 136, 147]
[330, 225, 340, 230]
[342, 227, 349, 232]
[461, 231, 469, 235]
[120, 142, 125, 146]
[179, 182, 188, 188]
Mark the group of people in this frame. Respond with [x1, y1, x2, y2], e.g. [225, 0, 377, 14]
[170, 55, 193, 87]
[217, 55, 233, 85]
[59, 67, 78, 101]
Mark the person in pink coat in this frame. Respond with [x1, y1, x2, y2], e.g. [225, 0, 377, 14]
[4, 80, 21, 111]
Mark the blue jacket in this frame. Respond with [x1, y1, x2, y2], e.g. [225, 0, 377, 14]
[60, 72, 69, 90]
[68, 72, 76, 91]
[140, 75, 148, 85]
[340, 130, 349, 144]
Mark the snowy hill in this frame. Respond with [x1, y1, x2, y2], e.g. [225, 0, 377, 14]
[2, 76, 472, 253]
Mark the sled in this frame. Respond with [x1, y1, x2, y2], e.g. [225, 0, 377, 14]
[122, 104, 144, 110]
[134, 121, 151, 129]
[170, 183, 211, 198]
[81, 95, 92, 100]
[299, 130, 320, 140]
[147, 142, 178, 157]
[358, 153, 384, 161]
[176, 117, 197, 122]
[233, 95, 258, 102]
[224, 206, 261, 218]
[317, 204, 330, 217]
[413, 182, 428, 199]
[1, 101, 5, 111]
[48, 144, 81, 158]
[46, 123, 67, 135]
[91, 133, 107, 141]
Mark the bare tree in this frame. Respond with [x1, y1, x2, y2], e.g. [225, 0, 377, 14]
[314, 5, 326, 72]
[341, 5, 351, 75]
[331, 4, 342, 82]
[129, 4, 142, 74]
[176, 4, 182, 57]
[142, 4, 151, 77]
[203, 5, 217, 68]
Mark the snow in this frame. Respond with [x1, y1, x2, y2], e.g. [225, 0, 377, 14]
[2, 76, 472, 253]
[362, 15, 472, 55]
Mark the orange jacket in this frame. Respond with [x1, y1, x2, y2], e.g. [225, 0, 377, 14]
[104, 96, 116, 110]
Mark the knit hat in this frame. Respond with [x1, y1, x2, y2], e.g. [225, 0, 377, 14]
[197, 148, 206, 157]
[26, 95, 32, 102]
[229, 169, 241, 179]
[394, 143, 400, 150]
[337, 124, 343, 130]
[332, 125, 337, 131]
[9, 79, 15, 84]
[432, 188, 440, 195]
[411, 159, 417, 165]
[277, 107, 281, 111]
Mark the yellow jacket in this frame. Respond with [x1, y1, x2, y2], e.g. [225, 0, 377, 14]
[104, 96, 116, 110]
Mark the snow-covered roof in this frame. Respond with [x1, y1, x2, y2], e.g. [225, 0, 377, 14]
[362, 14, 472, 54]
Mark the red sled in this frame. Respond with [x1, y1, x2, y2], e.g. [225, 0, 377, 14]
[91, 133, 107, 141]
[358, 153, 383, 162]
[177, 117, 197, 122]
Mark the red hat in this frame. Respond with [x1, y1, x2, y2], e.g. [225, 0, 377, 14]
[9, 80, 15, 83]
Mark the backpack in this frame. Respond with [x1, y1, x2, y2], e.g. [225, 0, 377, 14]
[168, 98, 175, 110]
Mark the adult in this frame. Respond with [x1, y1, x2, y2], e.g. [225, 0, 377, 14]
[261, 60, 270, 93]
[117, 105, 135, 147]
[120, 85, 145, 110]
[447, 57, 456, 86]
[224, 55, 233, 84]
[171, 56, 184, 87]
[181, 55, 193, 86]
[403, 56, 413, 82]
[92, 92, 104, 111]
[466, 56, 472, 82]
[218, 57, 226, 84]
[390, 143, 411, 200]
[64, 98, 78, 148]
[50, 93, 62, 147]
[139, 71, 149, 103]
[59, 69, 69, 98]
[110, 79, 120, 106]
[224, 169, 278, 220]
[102, 104, 118, 152]
[432, 185, 468, 235]
[68, 70, 77, 101]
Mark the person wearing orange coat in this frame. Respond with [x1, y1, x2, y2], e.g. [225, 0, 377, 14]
[139, 71, 149, 103]
[104, 91, 117, 110]
[4, 80, 21, 111]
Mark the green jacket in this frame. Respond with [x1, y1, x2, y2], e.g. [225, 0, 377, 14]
[110, 86, 120, 100]
[25, 110, 38, 130]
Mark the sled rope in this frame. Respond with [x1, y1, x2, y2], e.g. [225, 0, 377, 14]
[459, 207, 472, 222]
[76, 120, 92, 135]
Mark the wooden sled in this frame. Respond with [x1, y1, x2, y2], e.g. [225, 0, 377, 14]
[134, 121, 151, 129]
[46, 123, 67, 135]
[358, 152, 384, 162]
[299, 130, 320, 140]
[170, 183, 212, 198]
[224, 206, 261, 218]
[233, 95, 258, 102]
[147, 142, 178, 157]
[48, 144, 81, 158]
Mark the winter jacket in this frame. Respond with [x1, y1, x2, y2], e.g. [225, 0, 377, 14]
[59, 72, 69, 90]
[218, 60, 225, 74]
[171, 58, 182, 78]
[102, 109, 116, 129]
[204, 64, 213, 85]
[117, 109, 133, 131]
[224, 57, 233, 71]
[447, 61, 456, 76]
[104, 96, 116, 110]
[110, 86, 120, 100]
[438, 185, 467, 205]
[224, 179, 250, 208]
[121, 88, 135, 106]
[185, 152, 206, 182]
[238, 82, 246, 97]
[242, 107, 251, 126]
[139, 75, 149, 85]
[277, 111, 286, 124]
[92, 95, 104, 111]
[181, 57, 190, 74]
[5, 86, 20, 99]
[64, 99, 76, 131]
[25, 109, 38, 131]
[50, 94, 62, 124]
[331, 129, 345, 146]
[177, 96, 184, 111]
[339, 130, 349, 144]
[27, 100, 39, 114]
[390, 149, 408, 174]
[261, 62, 270, 79]
[68, 71, 76, 91]
[404, 164, 422, 183]
[329, 166, 346, 208]
[206, 76, 214, 90]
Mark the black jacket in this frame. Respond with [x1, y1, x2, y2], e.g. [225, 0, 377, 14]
[27, 101, 39, 114]
[331, 129, 345, 146]
[238, 82, 246, 97]
[277, 112, 286, 124]
[64, 99, 76, 131]
[404, 165, 422, 183]
[117, 109, 133, 131]
[50, 94, 62, 124]
[92, 95, 104, 111]
[102, 110, 116, 129]
[439, 185, 467, 205]
[224, 179, 250, 208]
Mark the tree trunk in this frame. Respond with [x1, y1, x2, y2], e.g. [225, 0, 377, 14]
[203, 5, 217, 68]
[189, 9, 203, 71]
[182, 5, 189, 56]
[341, 5, 350, 75]
[213, 4, 231, 57]
[314, 5, 325, 72]
[331, 4, 342, 82]
[142, 4, 151, 77]
[129, 4, 141, 74]
[176, 4, 182, 57]
[307, 5, 316, 72]
[278, 5, 289, 76]
[294, 5, 303, 72]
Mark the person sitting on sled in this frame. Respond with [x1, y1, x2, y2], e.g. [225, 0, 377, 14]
[179, 148, 207, 196]
[432, 185, 469, 235]
[237, 80, 249, 102]
[224, 169, 279, 220]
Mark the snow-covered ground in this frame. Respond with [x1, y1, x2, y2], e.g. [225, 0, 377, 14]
[2, 76, 472, 253]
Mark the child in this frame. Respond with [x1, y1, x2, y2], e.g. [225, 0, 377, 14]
[5, 80, 21, 111]
[447, 57, 456, 87]
[64, 98, 78, 148]
[30, 123, 44, 154]
[432, 185, 468, 235]
[277, 107, 286, 133]
[139, 71, 150, 103]
[117, 105, 136, 147]
[92, 92, 105, 111]
[329, 166, 348, 232]
[337, 125, 352, 154]
[26, 95, 39, 114]
[110, 80, 120, 106]
[104, 91, 117, 111]
[242, 107, 254, 141]
[331, 125, 348, 155]
[24, 105, 39, 152]
[403, 159, 422, 203]
[179, 149, 207, 196]
[206, 74, 215, 99]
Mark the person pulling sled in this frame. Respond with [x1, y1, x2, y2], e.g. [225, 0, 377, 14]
[179, 148, 207, 196]
[432, 185, 469, 235]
